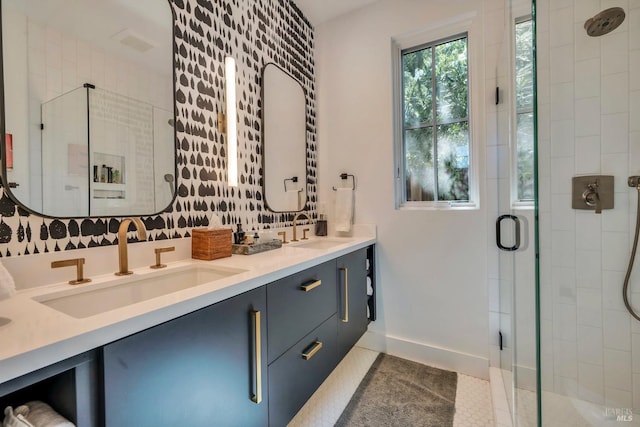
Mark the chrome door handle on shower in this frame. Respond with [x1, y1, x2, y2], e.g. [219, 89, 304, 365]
[496, 215, 521, 252]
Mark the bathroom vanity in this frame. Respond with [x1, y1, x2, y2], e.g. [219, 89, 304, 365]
[0, 234, 375, 427]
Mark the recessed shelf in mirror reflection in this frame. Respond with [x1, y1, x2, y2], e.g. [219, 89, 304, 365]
[0, 0, 177, 218]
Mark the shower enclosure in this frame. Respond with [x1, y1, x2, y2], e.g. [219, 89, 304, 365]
[496, 0, 640, 425]
[41, 85, 174, 217]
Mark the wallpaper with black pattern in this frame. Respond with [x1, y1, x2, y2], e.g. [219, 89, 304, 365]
[0, 0, 316, 257]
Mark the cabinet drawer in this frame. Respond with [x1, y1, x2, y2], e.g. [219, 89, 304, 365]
[267, 260, 336, 363]
[268, 314, 338, 427]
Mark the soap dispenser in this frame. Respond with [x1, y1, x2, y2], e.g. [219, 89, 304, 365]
[234, 224, 245, 244]
[315, 202, 328, 236]
[315, 214, 328, 236]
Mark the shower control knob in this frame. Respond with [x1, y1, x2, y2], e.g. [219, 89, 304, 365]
[582, 184, 602, 214]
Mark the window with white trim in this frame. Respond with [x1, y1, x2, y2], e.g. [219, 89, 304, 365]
[515, 18, 534, 202]
[399, 34, 471, 206]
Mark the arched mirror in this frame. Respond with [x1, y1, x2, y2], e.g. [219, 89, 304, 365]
[262, 63, 307, 212]
[0, 0, 175, 217]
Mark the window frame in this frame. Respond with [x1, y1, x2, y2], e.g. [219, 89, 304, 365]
[511, 14, 535, 208]
[392, 13, 479, 210]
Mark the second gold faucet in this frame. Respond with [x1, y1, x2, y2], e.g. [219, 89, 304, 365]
[116, 218, 147, 276]
[291, 212, 311, 242]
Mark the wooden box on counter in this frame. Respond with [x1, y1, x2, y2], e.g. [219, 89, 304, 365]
[191, 228, 233, 260]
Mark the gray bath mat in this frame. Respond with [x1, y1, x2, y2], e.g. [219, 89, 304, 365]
[335, 353, 457, 427]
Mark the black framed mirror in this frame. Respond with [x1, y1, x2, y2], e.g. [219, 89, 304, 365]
[0, 0, 176, 218]
[262, 63, 308, 213]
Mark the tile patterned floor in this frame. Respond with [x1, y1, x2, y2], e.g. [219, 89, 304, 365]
[288, 346, 495, 426]
[513, 388, 640, 427]
[453, 373, 495, 427]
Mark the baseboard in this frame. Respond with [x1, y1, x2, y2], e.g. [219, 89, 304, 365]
[357, 330, 489, 380]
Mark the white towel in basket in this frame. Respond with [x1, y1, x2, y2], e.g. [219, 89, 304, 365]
[3, 407, 34, 427]
[18, 402, 74, 427]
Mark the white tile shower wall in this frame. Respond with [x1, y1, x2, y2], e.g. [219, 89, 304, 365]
[89, 90, 156, 214]
[537, 0, 639, 412]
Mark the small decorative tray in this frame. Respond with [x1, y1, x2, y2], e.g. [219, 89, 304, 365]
[232, 239, 283, 255]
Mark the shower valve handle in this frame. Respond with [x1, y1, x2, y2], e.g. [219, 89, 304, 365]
[583, 181, 602, 214]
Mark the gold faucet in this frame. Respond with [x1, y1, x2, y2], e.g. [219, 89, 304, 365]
[291, 212, 311, 242]
[51, 258, 91, 285]
[116, 218, 147, 276]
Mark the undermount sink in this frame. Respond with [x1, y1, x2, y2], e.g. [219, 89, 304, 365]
[291, 239, 349, 250]
[34, 265, 246, 319]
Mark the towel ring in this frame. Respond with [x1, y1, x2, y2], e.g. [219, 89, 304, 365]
[284, 176, 301, 192]
[332, 173, 356, 191]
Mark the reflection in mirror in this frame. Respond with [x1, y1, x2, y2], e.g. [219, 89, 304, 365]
[1, 0, 175, 217]
[262, 63, 307, 212]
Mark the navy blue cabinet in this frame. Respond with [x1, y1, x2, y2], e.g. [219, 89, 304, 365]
[102, 287, 268, 427]
[266, 248, 370, 426]
[1, 246, 374, 427]
[268, 314, 339, 427]
[0, 351, 100, 427]
[267, 260, 337, 363]
[336, 248, 368, 360]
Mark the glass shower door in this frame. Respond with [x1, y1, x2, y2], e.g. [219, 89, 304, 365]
[494, 0, 538, 425]
[41, 86, 90, 217]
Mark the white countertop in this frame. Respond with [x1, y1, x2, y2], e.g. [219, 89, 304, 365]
[0, 226, 376, 385]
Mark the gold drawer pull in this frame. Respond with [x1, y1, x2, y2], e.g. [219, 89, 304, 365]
[300, 279, 322, 292]
[301, 341, 323, 360]
[340, 267, 349, 323]
[251, 310, 262, 404]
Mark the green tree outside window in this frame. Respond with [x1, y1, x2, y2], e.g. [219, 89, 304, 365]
[402, 35, 469, 202]
[515, 19, 534, 201]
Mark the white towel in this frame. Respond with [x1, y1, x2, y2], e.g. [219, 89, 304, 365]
[3, 407, 34, 427]
[0, 261, 15, 301]
[335, 188, 353, 232]
[20, 402, 75, 427]
[366, 276, 373, 296]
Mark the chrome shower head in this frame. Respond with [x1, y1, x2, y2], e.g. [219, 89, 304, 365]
[584, 7, 625, 37]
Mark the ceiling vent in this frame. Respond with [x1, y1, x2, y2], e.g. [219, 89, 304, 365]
[111, 29, 154, 53]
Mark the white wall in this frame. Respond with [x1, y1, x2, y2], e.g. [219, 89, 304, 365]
[316, 0, 507, 378]
[2, 8, 30, 205]
[537, 0, 640, 409]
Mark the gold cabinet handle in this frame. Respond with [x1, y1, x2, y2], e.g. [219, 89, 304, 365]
[251, 310, 262, 404]
[340, 267, 349, 323]
[301, 340, 323, 360]
[300, 279, 321, 292]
